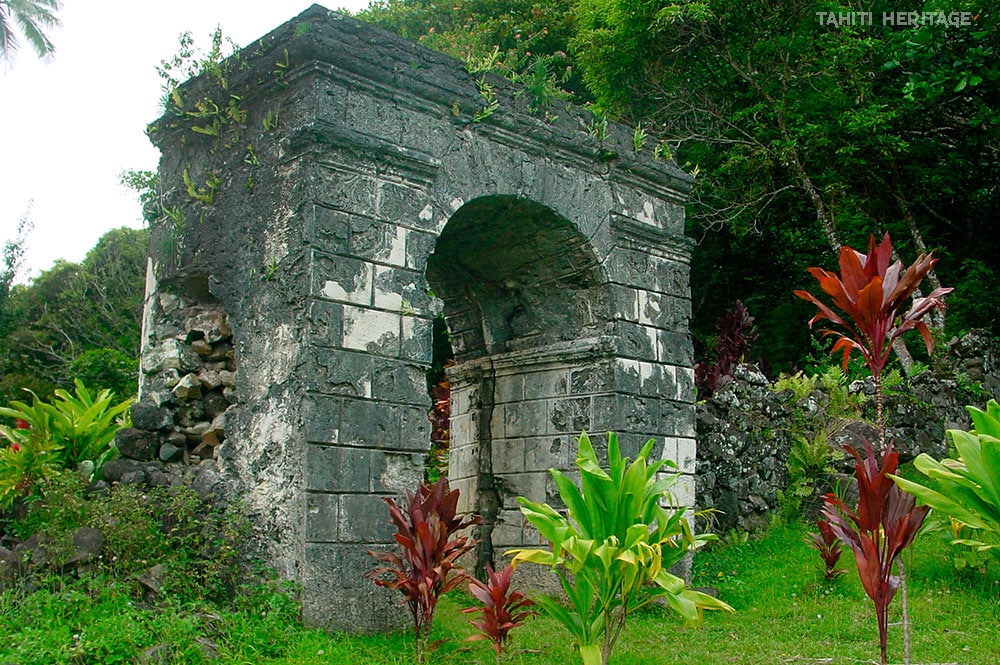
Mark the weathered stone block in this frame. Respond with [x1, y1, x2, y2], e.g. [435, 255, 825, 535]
[340, 399, 399, 448]
[306, 444, 371, 492]
[306, 493, 340, 542]
[571, 361, 616, 395]
[372, 451, 424, 494]
[523, 435, 569, 472]
[399, 315, 433, 363]
[303, 394, 341, 444]
[491, 438, 525, 475]
[307, 299, 344, 348]
[372, 362, 426, 404]
[309, 348, 372, 397]
[376, 181, 433, 230]
[351, 218, 407, 266]
[342, 306, 400, 355]
[316, 168, 377, 215]
[657, 330, 694, 366]
[311, 252, 373, 305]
[339, 494, 395, 543]
[523, 368, 569, 401]
[399, 405, 431, 451]
[373, 265, 431, 314]
[501, 401, 548, 439]
[404, 228, 436, 271]
[548, 396, 592, 434]
[614, 321, 658, 361]
[494, 373, 525, 404]
[303, 204, 351, 252]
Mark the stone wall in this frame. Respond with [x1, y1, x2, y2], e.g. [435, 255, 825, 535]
[696, 331, 998, 534]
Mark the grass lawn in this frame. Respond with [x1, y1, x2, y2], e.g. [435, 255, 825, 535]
[2, 520, 998, 665]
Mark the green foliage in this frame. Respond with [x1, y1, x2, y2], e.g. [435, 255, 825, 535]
[183, 168, 222, 206]
[0, 0, 61, 63]
[156, 27, 238, 107]
[2, 520, 1000, 665]
[778, 430, 840, 521]
[508, 432, 732, 665]
[0, 428, 61, 510]
[6, 471, 249, 602]
[892, 399, 1000, 561]
[0, 227, 147, 392]
[118, 169, 158, 222]
[68, 348, 138, 399]
[0, 379, 130, 473]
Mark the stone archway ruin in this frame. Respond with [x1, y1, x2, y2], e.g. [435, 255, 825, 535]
[137, 5, 697, 632]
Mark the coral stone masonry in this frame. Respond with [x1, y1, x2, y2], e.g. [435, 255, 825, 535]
[137, 5, 696, 632]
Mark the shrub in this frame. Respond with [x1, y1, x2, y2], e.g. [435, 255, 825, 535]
[0, 378, 131, 477]
[5, 472, 249, 602]
[892, 399, 1000, 563]
[69, 348, 139, 399]
[508, 432, 732, 665]
[365, 478, 481, 664]
[462, 563, 536, 664]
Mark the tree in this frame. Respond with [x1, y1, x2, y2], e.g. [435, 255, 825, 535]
[567, 0, 997, 367]
[0, 0, 61, 63]
[0, 227, 147, 400]
[0, 204, 32, 339]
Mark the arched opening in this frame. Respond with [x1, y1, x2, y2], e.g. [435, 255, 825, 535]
[427, 196, 613, 360]
[426, 195, 614, 574]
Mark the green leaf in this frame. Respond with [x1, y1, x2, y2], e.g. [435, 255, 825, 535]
[579, 644, 603, 665]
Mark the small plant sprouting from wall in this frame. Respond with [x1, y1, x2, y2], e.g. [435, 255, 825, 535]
[183, 169, 222, 206]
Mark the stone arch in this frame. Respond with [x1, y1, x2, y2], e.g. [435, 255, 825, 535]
[427, 195, 616, 572]
[138, 6, 697, 633]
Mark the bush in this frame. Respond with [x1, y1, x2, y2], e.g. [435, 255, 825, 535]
[5, 471, 249, 603]
[69, 348, 139, 399]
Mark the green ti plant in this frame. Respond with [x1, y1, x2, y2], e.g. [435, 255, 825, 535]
[507, 432, 733, 665]
[462, 563, 536, 665]
[0, 379, 131, 484]
[892, 399, 1000, 563]
[796, 233, 949, 665]
[365, 478, 481, 664]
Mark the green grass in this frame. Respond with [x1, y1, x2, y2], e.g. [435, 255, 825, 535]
[2, 520, 998, 665]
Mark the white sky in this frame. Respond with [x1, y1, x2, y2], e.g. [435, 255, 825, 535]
[0, 0, 371, 282]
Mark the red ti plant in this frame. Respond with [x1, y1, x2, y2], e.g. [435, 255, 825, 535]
[807, 518, 846, 580]
[695, 299, 758, 398]
[795, 233, 949, 665]
[365, 478, 481, 663]
[822, 440, 930, 665]
[462, 563, 536, 664]
[793, 232, 951, 450]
